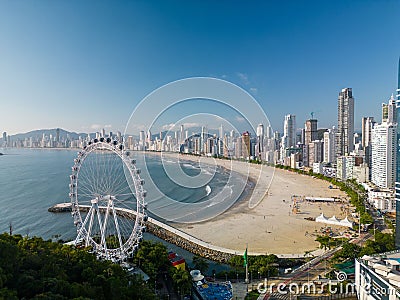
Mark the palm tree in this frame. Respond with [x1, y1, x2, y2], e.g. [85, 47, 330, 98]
[172, 268, 192, 296]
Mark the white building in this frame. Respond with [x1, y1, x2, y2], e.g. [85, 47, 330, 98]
[256, 123, 264, 159]
[281, 114, 296, 162]
[355, 255, 400, 300]
[368, 188, 396, 212]
[337, 156, 355, 181]
[283, 114, 296, 148]
[353, 163, 369, 183]
[382, 94, 397, 123]
[371, 122, 397, 189]
[323, 127, 336, 164]
[361, 116, 376, 173]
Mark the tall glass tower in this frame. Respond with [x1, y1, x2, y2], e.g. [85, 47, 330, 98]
[336, 88, 355, 158]
[395, 57, 400, 248]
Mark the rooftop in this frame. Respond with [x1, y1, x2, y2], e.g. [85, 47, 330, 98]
[359, 250, 400, 289]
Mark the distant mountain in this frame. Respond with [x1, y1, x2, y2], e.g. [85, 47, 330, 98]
[1, 127, 231, 144]
[0, 128, 91, 143]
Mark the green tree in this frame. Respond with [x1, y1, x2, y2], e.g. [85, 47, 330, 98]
[0, 233, 157, 299]
[171, 268, 191, 296]
[333, 241, 361, 261]
[135, 240, 170, 279]
[192, 255, 209, 275]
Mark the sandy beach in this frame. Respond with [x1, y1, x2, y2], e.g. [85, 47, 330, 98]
[156, 153, 353, 256]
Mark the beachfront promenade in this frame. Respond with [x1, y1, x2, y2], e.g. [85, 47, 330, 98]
[50, 203, 321, 261]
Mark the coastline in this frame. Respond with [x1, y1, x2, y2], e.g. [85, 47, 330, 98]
[144, 152, 351, 256]
[138, 151, 258, 224]
[44, 148, 352, 256]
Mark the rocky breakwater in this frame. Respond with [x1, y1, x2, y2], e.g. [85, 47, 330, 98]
[146, 222, 234, 263]
[48, 203, 235, 263]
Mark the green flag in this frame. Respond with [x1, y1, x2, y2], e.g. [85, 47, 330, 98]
[243, 248, 248, 267]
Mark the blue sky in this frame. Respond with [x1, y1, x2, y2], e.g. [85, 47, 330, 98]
[0, 0, 399, 135]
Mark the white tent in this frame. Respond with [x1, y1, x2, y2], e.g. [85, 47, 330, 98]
[328, 215, 339, 223]
[339, 217, 353, 228]
[316, 213, 328, 223]
[315, 213, 353, 228]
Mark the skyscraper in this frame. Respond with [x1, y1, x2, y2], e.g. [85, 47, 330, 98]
[336, 88, 355, 157]
[280, 114, 296, 163]
[303, 118, 318, 167]
[304, 119, 317, 145]
[219, 124, 224, 139]
[395, 57, 400, 249]
[256, 123, 264, 159]
[180, 124, 184, 144]
[139, 131, 145, 142]
[323, 127, 336, 164]
[2, 132, 6, 147]
[308, 140, 323, 166]
[371, 122, 397, 189]
[242, 131, 251, 158]
[283, 114, 296, 148]
[201, 126, 207, 153]
[56, 128, 60, 143]
[362, 117, 376, 180]
[361, 117, 375, 149]
[382, 94, 396, 123]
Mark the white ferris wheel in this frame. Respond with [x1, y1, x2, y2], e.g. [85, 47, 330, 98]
[69, 137, 147, 262]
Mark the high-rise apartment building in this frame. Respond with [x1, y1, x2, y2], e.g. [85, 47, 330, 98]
[256, 123, 264, 159]
[323, 127, 336, 164]
[139, 131, 145, 142]
[336, 88, 355, 157]
[280, 114, 296, 163]
[303, 119, 318, 167]
[361, 117, 375, 149]
[242, 131, 251, 158]
[382, 95, 397, 124]
[304, 119, 317, 145]
[283, 114, 296, 148]
[308, 140, 323, 166]
[395, 57, 400, 249]
[372, 122, 397, 189]
[180, 125, 184, 144]
[56, 128, 60, 143]
[361, 116, 376, 180]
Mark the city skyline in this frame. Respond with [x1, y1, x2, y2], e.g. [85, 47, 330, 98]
[0, 1, 399, 135]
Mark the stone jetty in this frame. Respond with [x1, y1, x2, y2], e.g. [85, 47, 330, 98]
[48, 203, 237, 263]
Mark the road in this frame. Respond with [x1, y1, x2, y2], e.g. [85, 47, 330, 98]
[257, 232, 372, 300]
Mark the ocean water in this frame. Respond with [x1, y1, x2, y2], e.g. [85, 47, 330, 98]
[0, 148, 246, 241]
